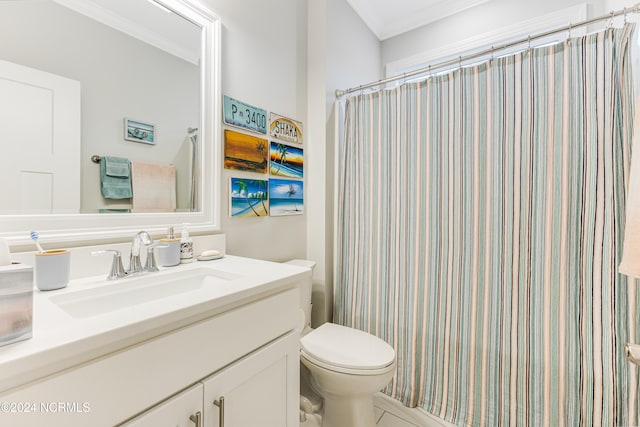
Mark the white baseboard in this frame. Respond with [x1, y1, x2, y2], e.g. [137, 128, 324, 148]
[374, 393, 457, 427]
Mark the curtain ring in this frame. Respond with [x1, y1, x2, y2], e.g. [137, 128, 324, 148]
[624, 7, 628, 25]
[528, 36, 532, 50]
[490, 46, 494, 63]
[606, 11, 614, 29]
[567, 23, 572, 44]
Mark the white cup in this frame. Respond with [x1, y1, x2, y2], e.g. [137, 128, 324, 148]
[35, 250, 71, 291]
[158, 239, 181, 267]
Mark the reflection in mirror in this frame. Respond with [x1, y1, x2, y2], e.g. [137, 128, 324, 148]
[0, 0, 201, 214]
[0, 0, 220, 244]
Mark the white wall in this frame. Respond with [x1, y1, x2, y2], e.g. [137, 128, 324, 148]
[307, 0, 381, 324]
[326, 0, 383, 113]
[380, 0, 638, 71]
[0, 1, 198, 213]
[199, 0, 308, 262]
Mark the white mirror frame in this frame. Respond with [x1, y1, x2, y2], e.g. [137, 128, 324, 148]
[0, 0, 221, 245]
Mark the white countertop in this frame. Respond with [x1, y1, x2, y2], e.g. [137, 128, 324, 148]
[0, 255, 310, 394]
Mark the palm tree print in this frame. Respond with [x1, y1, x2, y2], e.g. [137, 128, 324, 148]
[273, 143, 289, 174]
[287, 184, 300, 212]
[235, 179, 268, 216]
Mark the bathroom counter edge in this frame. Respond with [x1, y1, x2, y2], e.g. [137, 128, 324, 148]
[0, 255, 310, 394]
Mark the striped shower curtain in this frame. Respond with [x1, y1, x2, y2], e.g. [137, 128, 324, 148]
[335, 25, 640, 426]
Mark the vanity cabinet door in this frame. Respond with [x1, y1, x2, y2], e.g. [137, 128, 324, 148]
[202, 332, 299, 427]
[120, 384, 203, 427]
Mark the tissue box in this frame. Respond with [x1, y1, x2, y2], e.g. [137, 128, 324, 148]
[0, 263, 33, 347]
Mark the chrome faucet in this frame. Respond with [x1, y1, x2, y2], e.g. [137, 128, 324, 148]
[127, 231, 153, 274]
[91, 231, 160, 280]
[91, 249, 127, 280]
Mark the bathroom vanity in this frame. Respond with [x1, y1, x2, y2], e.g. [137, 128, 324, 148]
[0, 255, 308, 427]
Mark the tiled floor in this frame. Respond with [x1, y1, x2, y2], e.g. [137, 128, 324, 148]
[375, 408, 418, 427]
[302, 396, 452, 427]
[300, 374, 455, 427]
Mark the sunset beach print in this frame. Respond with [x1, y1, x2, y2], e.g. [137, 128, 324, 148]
[224, 130, 268, 173]
[270, 142, 303, 178]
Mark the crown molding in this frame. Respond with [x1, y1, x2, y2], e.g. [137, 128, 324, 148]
[52, 0, 199, 64]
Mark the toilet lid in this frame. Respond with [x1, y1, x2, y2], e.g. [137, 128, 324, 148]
[300, 323, 395, 371]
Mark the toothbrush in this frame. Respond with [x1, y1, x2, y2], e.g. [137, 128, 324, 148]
[30, 230, 45, 254]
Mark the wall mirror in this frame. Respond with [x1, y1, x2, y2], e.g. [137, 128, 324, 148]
[0, 0, 220, 244]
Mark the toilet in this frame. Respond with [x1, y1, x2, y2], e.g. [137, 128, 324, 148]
[285, 260, 396, 427]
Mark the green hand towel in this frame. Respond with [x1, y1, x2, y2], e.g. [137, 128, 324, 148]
[105, 156, 130, 177]
[100, 156, 132, 199]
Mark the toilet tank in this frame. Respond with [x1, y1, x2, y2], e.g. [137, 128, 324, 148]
[284, 259, 315, 332]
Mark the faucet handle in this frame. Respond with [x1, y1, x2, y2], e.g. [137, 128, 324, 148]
[91, 249, 126, 280]
[144, 243, 168, 273]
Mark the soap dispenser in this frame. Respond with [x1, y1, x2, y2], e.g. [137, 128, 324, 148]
[180, 223, 194, 264]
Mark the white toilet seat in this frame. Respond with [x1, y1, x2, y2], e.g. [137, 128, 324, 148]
[300, 323, 395, 376]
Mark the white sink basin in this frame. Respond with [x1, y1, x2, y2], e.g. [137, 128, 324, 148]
[49, 268, 241, 318]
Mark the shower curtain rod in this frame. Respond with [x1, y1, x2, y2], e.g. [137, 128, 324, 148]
[335, 3, 640, 98]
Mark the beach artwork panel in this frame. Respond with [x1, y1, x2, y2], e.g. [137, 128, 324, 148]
[230, 178, 269, 217]
[224, 130, 269, 173]
[269, 178, 303, 216]
[270, 142, 303, 179]
[124, 118, 155, 144]
[269, 112, 303, 144]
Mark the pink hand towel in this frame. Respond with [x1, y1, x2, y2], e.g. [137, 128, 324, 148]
[131, 161, 176, 212]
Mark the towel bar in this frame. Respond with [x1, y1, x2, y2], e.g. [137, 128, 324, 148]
[91, 155, 102, 164]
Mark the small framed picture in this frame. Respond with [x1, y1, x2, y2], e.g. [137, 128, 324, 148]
[124, 118, 156, 144]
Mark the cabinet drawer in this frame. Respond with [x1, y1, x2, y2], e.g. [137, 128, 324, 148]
[120, 384, 203, 427]
[0, 288, 298, 427]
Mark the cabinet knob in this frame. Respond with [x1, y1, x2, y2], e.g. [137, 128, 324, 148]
[189, 411, 202, 427]
[213, 396, 225, 427]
